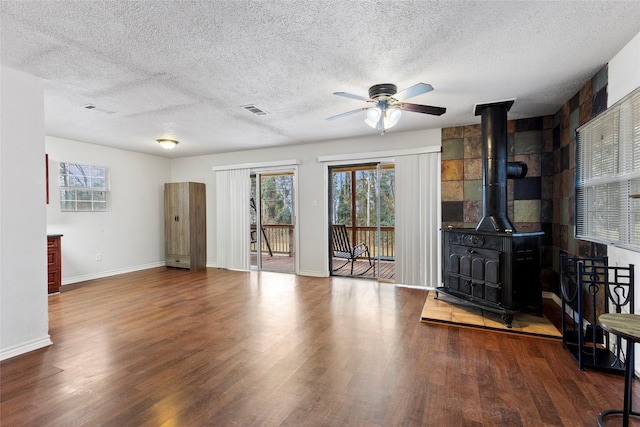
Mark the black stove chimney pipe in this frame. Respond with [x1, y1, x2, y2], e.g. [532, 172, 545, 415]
[474, 100, 526, 233]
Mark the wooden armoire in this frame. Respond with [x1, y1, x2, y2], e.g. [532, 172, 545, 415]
[164, 182, 206, 270]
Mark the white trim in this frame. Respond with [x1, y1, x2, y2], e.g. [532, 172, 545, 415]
[543, 291, 560, 304]
[322, 157, 395, 168]
[211, 159, 300, 171]
[322, 165, 330, 275]
[395, 284, 433, 290]
[61, 262, 165, 285]
[213, 266, 251, 272]
[298, 269, 327, 277]
[317, 146, 440, 163]
[293, 167, 300, 274]
[0, 336, 52, 361]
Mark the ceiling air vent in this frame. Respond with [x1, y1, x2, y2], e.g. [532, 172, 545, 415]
[83, 104, 116, 114]
[241, 104, 269, 116]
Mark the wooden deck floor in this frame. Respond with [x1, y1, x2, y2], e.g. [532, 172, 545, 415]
[251, 253, 296, 274]
[252, 253, 395, 281]
[331, 258, 395, 281]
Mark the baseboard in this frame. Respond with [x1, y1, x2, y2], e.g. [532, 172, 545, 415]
[205, 264, 325, 277]
[395, 284, 433, 290]
[62, 262, 165, 285]
[1, 335, 52, 361]
[297, 270, 327, 277]
[543, 291, 561, 306]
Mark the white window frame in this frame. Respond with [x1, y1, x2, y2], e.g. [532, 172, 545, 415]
[576, 85, 640, 251]
[59, 162, 110, 212]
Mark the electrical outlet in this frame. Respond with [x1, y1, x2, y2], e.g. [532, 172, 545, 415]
[96, 253, 102, 262]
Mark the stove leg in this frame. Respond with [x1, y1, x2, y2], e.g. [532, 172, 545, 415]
[502, 313, 513, 328]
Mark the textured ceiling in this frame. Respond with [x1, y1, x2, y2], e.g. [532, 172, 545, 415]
[2, 1, 640, 158]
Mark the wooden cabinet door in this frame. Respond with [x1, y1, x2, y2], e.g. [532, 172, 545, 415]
[188, 182, 206, 267]
[165, 183, 190, 257]
[47, 235, 62, 294]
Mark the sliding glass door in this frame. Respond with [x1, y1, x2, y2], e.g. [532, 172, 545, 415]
[250, 170, 296, 273]
[328, 163, 395, 280]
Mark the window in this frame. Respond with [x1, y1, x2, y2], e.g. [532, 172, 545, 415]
[59, 162, 109, 211]
[576, 86, 640, 250]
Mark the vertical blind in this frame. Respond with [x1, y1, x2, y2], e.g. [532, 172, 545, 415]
[394, 152, 441, 287]
[215, 168, 251, 270]
[576, 85, 640, 250]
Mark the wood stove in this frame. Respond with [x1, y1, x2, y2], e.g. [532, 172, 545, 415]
[436, 100, 543, 327]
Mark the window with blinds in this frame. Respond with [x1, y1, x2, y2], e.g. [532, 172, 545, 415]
[576, 85, 640, 250]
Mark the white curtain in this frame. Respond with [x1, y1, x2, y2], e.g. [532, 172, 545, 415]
[394, 152, 441, 287]
[215, 168, 250, 270]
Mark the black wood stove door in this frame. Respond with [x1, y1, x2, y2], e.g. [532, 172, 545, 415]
[446, 244, 502, 305]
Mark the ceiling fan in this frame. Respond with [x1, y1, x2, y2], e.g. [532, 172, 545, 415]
[326, 83, 446, 134]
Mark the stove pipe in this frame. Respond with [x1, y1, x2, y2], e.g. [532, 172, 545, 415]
[474, 100, 527, 233]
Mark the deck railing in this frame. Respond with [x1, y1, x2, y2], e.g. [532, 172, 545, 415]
[352, 226, 395, 259]
[251, 224, 395, 260]
[251, 224, 295, 256]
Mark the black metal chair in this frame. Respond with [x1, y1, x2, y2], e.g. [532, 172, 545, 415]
[560, 253, 634, 373]
[331, 224, 374, 275]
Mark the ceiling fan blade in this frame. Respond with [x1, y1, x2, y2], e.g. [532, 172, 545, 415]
[395, 83, 433, 101]
[333, 91, 371, 102]
[325, 107, 368, 121]
[399, 102, 446, 116]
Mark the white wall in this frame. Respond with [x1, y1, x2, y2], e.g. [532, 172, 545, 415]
[171, 129, 442, 276]
[0, 67, 52, 360]
[46, 137, 172, 284]
[608, 31, 640, 106]
[606, 31, 640, 275]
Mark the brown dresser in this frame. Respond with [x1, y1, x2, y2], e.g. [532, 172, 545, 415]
[47, 234, 62, 294]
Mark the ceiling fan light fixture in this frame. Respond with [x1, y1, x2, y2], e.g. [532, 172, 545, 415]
[365, 107, 381, 128]
[157, 138, 179, 149]
[328, 82, 445, 133]
[385, 107, 402, 128]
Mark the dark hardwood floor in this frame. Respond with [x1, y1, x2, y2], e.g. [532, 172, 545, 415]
[0, 267, 636, 426]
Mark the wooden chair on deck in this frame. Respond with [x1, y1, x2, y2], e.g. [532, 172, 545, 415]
[331, 224, 374, 275]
